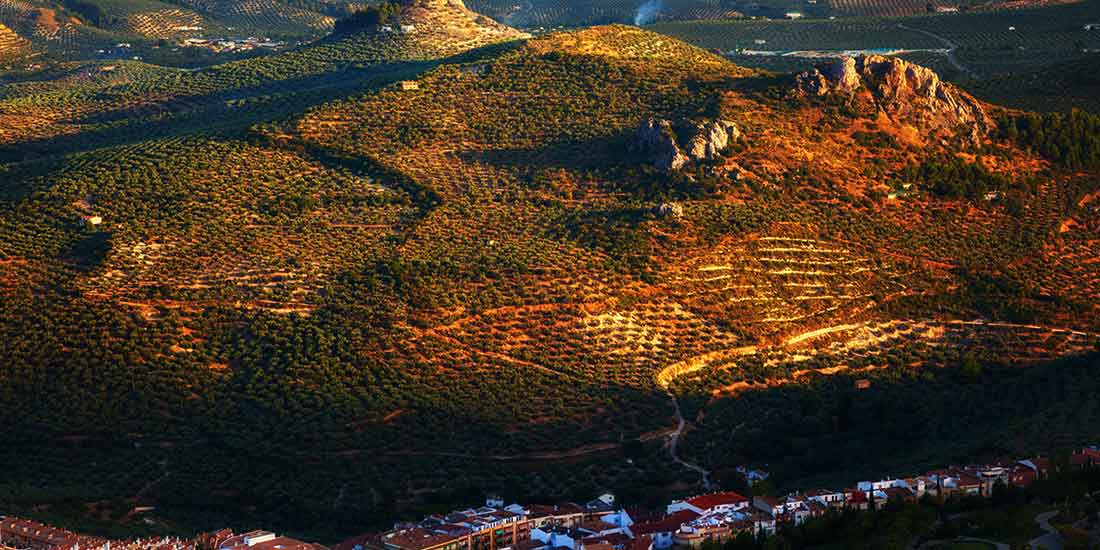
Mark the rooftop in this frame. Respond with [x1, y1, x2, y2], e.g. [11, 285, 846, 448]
[383, 528, 464, 550]
[683, 491, 748, 510]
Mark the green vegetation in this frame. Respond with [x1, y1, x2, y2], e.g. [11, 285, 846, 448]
[333, 2, 401, 35]
[896, 157, 1009, 199]
[1000, 109, 1100, 171]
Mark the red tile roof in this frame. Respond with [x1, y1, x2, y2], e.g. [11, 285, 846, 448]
[629, 511, 699, 536]
[685, 492, 747, 510]
[580, 533, 629, 548]
[527, 504, 584, 519]
[335, 534, 380, 550]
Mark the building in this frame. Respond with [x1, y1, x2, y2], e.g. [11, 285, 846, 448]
[671, 517, 738, 548]
[667, 492, 748, 516]
[529, 525, 576, 550]
[1009, 465, 1037, 488]
[0, 518, 90, 550]
[843, 490, 869, 511]
[1070, 447, 1100, 468]
[883, 487, 915, 504]
[628, 511, 698, 549]
[751, 496, 783, 519]
[1018, 457, 1050, 478]
[955, 473, 982, 496]
[219, 531, 327, 550]
[526, 504, 585, 530]
[734, 467, 769, 484]
[747, 512, 775, 536]
[583, 495, 617, 518]
[399, 81, 420, 91]
[804, 489, 844, 509]
[381, 506, 530, 550]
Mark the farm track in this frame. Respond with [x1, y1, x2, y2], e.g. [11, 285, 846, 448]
[896, 23, 974, 78]
[666, 389, 714, 490]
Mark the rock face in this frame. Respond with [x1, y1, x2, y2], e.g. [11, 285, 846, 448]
[795, 55, 990, 143]
[633, 118, 740, 172]
[634, 118, 689, 172]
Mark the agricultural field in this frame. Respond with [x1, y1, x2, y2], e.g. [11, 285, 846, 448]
[1, 4, 1100, 545]
[651, 0, 1100, 109]
[0, 0, 340, 62]
[465, 0, 746, 28]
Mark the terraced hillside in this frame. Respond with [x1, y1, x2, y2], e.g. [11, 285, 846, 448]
[0, 20, 29, 56]
[0, 16, 1099, 542]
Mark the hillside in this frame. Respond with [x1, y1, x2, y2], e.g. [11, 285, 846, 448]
[0, 20, 30, 57]
[0, 0, 340, 59]
[0, 21, 1099, 541]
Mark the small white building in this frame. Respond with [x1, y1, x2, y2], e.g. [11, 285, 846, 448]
[531, 527, 577, 550]
[668, 492, 749, 515]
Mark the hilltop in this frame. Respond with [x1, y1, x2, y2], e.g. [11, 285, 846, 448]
[0, 22, 1098, 540]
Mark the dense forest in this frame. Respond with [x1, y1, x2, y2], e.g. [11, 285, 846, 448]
[1000, 109, 1100, 171]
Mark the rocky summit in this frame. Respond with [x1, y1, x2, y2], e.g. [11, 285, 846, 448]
[796, 55, 991, 144]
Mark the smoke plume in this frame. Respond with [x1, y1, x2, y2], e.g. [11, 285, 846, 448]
[633, 0, 661, 26]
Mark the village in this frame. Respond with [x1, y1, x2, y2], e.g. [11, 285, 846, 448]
[3, 447, 1097, 550]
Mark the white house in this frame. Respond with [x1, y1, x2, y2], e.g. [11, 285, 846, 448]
[600, 510, 633, 529]
[804, 489, 844, 508]
[668, 492, 749, 515]
[629, 511, 699, 549]
[531, 527, 577, 550]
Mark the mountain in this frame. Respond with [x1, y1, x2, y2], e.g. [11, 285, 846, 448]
[0, 21, 1098, 540]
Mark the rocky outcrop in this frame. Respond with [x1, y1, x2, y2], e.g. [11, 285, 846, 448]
[633, 118, 740, 172]
[795, 55, 991, 143]
[656, 202, 684, 219]
[634, 118, 689, 172]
